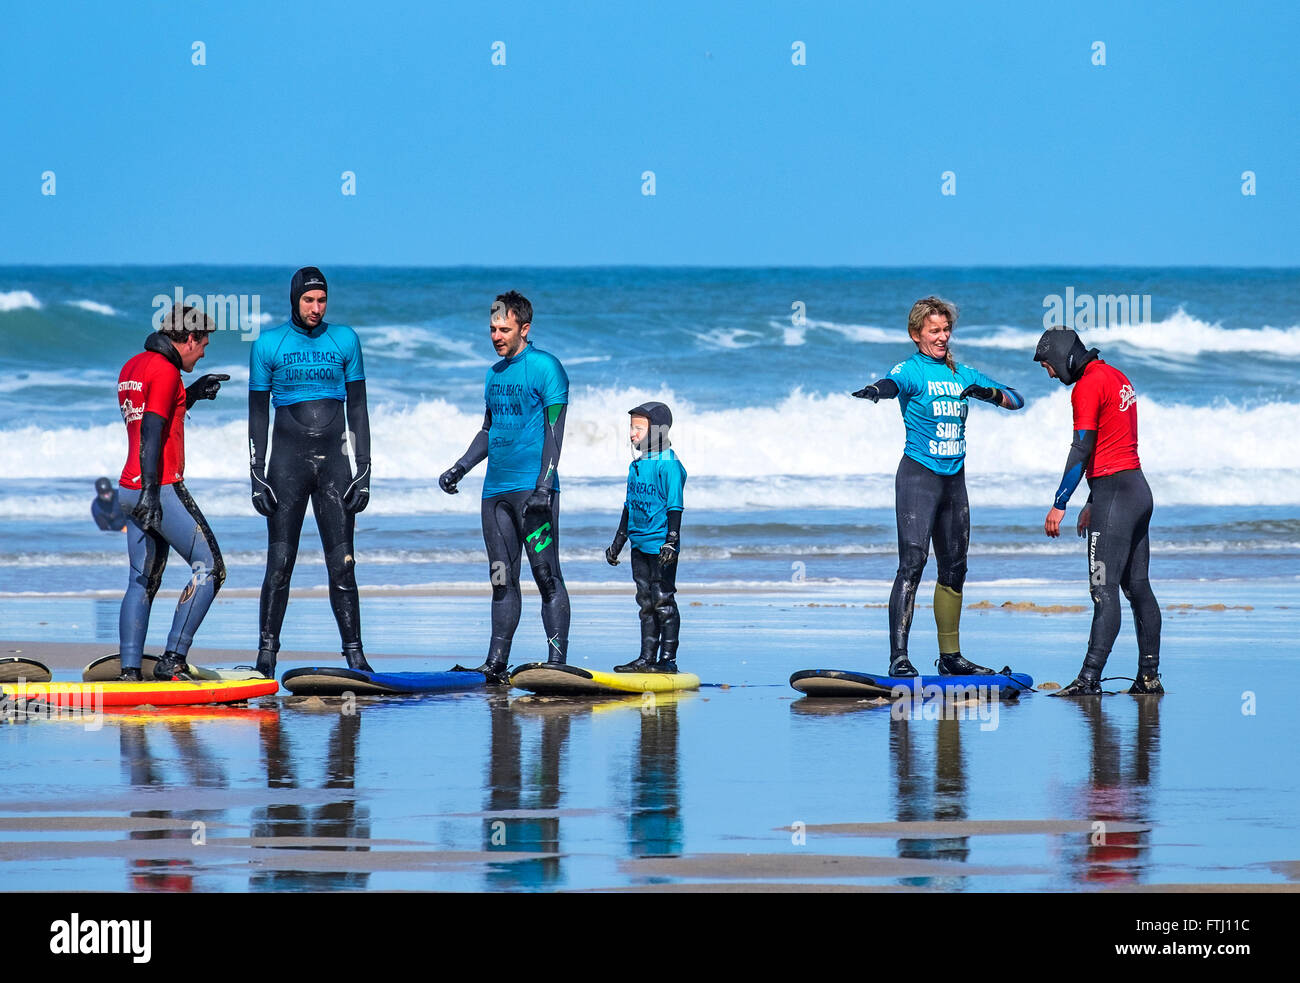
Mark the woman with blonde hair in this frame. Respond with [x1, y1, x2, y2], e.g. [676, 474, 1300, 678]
[852, 296, 1023, 677]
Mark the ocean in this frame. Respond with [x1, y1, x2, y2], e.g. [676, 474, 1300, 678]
[3, 266, 1299, 894]
[0, 265, 1296, 604]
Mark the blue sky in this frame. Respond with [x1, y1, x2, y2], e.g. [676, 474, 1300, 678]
[2, 1, 1296, 266]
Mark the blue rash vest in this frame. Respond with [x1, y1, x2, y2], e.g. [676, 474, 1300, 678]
[889, 351, 1007, 476]
[625, 448, 687, 553]
[248, 321, 365, 407]
[482, 342, 569, 498]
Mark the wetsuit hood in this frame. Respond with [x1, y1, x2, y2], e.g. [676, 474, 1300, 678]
[144, 331, 183, 369]
[290, 266, 328, 330]
[628, 401, 673, 455]
[1033, 328, 1099, 386]
[95, 476, 113, 497]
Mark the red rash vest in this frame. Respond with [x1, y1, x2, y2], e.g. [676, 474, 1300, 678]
[118, 351, 186, 488]
[1071, 359, 1141, 479]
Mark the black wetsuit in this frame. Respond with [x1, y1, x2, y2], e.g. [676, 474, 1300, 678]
[480, 486, 570, 665]
[92, 492, 126, 531]
[252, 392, 368, 656]
[1083, 469, 1161, 676]
[889, 455, 969, 663]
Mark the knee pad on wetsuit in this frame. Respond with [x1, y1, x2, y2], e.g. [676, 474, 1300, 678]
[535, 562, 557, 603]
[936, 560, 967, 594]
[324, 543, 357, 584]
[1089, 583, 1118, 607]
[144, 551, 168, 601]
[897, 543, 929, 583]
[651, 582, 676, 613]
[265, 542, 296, 591]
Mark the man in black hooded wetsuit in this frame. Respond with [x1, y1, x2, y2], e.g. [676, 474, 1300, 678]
[248, 267, 372, 677]
[1034, 327, 1163, 696]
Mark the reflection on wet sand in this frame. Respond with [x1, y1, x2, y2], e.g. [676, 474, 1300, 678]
[121, 711, 240, 891]
[628, 694, 683, 859]
[251, 705, 370, 891]
[891, 715, 970, 888]
[485, 692, 688, 888]
[1062, 697, 1161, 886]
[482, 693, 566, 888]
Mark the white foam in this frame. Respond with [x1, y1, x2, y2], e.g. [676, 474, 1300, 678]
[959, 308, 1300, 357]
[0, 290, 41, 312]
[2, 386, 1298, 506]
[65, 299, 118, 316]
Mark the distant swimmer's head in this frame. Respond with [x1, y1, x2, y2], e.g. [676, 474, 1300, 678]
[907, 296, 958, 372]
[155, 304, 215, 371]
[628, 401, 673, 456]
[291, 266, 329, 330]
[490, 290, 532, 359]
[95, 476, 114, 500]
[1033, 327, 1099, 386]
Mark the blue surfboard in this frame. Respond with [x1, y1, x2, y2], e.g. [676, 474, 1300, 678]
[790, 668, 1033, 698]
[281, 666, 486, 696]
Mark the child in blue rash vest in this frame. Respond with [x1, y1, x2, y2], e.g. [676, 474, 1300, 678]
[851, 296, 1024, 678]
[605, 402, 687, 673]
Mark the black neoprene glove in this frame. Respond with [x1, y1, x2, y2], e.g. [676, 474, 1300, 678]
[960, 384, 1001, 404]
[606, 533, 627, 566]
[439, 463, 466, 495]
[852, 384, 881, 402]
[132, 480, 162, 531]
[658, 530, 679, 566]
[185, 373, 230, 408]
[524, 487, 552, 521]
[344, 462, 371, 514]
[250, 466, 278, 517]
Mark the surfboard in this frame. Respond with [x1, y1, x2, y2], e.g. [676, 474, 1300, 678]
[789, 668, 1034, 698]
[83, 654, 267, 683]
[509, 662, 701, 696]
[280, 666, 487, 696]
[2, 678, 280, 709]
[0, 657, 52, 683]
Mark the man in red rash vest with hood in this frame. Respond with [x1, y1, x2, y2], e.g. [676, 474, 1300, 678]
[1034, 327, 1163, 697]
[116, 304, 229, 681]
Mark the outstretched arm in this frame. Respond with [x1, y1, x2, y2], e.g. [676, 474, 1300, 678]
[960, 383, 1024, 410]
[852, 378, 900, 402]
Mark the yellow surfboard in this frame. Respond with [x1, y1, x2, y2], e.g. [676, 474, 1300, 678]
[509, 662, 700, 696]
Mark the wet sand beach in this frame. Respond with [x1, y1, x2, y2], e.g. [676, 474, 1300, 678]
[2, 580, 1297, 892]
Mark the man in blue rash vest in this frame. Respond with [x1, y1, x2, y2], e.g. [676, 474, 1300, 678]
[116, 304, 229, 681]
[605, 402, 687, 673]
[852, 296, 1024, 678]
[248, 267, 372, 678]
[439, 292, 570, 685]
